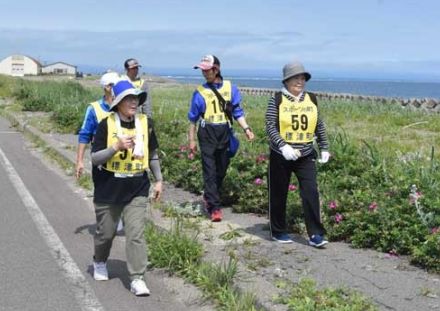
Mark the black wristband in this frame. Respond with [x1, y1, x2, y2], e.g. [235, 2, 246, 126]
[243, 127, 251, 133]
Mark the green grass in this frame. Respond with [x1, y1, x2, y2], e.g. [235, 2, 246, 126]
[145, 218, 263, 310]
[321, 99, 440, 157]
[274, 278, 377, 311]
[145, 214, 377, 310]
[0, 75, 16, 98]
[12, 78, 101, 133]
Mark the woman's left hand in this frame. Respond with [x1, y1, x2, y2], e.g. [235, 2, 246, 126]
[318, 151, 331, 164]
[152, 181, 163, 202]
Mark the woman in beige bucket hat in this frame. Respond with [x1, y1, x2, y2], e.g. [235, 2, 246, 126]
[265, 61, 330, 247]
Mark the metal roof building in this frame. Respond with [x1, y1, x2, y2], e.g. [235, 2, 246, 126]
[0, 54, 42, 76]
[41, 61, 77, 75]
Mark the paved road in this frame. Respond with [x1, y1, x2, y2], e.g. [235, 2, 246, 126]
[0, 117, 210, 311]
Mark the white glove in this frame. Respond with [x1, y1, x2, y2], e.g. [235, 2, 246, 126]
[318, 151, 330, 163]
[280, 145, 300, 161]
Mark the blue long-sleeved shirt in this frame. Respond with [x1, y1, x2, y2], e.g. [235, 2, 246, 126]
[187, 81, 245, 123]
[78, 97, 110, 144]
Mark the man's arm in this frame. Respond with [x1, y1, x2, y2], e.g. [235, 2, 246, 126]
[75, 143, 88, 179]
[236, 116, 255, 141]
[188, 122, 197, 153]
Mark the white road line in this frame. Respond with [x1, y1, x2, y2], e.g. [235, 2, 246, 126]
[0, 147, 105, 311]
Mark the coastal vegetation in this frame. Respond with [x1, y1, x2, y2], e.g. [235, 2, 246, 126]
[152, 84, 440, 273]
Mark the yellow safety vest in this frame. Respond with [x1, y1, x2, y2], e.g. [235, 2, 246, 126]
[130, 78, 144, 90]
[105, 113, 149, 174]
[279, 93, 317, 143]
[90, 101, 110, 123]
[197, 80, 231, 124]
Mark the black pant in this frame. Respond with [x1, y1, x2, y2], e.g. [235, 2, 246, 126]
[268, 150, 325, 237]
[200, 145, 230, 211]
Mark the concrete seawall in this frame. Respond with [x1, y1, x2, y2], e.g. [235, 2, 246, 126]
[238, 87, 440, 113]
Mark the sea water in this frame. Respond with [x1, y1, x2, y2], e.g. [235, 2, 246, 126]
[162, 75, 440, 99]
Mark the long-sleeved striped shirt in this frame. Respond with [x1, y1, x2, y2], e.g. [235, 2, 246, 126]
[265, 89, 329, 158]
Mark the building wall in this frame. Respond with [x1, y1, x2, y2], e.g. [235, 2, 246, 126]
[0, 55, 41, 76]
[41, 62, 77, 75]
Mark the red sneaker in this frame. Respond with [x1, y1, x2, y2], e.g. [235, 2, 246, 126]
[211, 209, 223, 222]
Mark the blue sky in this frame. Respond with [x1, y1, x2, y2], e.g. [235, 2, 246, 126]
[0, 0, 439, 81]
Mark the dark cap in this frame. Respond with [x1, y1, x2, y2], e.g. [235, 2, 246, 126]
[124, 58, 142, 70]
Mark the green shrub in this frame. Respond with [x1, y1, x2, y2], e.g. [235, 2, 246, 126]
[145, 219, 203, 274]
[13, 79, 100, 132]
[411, 231, 440, 273]
[0, 75, 16, 98]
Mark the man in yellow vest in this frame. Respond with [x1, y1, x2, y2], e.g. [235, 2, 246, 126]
[188, 54, 254, 222]
[75, 71, 119, 179]
[123, 58, 152, 118]
[90, 80, 162, 296]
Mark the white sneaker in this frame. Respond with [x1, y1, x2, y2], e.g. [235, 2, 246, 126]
[93, 261, 109, 281]
[130, 279, 150, 296]
[116, 219, 124, 233]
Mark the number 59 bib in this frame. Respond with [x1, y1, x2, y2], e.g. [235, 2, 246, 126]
[279, 93, 317, 143]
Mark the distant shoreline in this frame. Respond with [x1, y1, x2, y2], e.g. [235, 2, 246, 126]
[158, 74, 440, 100]
[19, 74, 440, 110]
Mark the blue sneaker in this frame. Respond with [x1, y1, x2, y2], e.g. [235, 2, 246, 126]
[271, 233, 293, 244]
[309, 234, 328, 248]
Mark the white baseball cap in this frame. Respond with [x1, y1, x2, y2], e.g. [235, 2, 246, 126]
[100, 72, 120, 89]
[193, 54, 220, 70]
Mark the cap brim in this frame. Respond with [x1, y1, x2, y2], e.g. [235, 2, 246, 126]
[283, 72, 312, 82]
[193, 63, 213, 70]
[128, 64, 141, 69]
[110, 89, 147, 110]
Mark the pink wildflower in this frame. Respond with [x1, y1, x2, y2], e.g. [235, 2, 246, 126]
[254, 178, 263, 186]
[431, 227, 440, 234]
[179, 145, 188, 152]
[256, 154, 268, 164]
[369, 202, 378, 211]
[188, 152, 195, 160]
[328, 201, 338, 210]
[385, 249, 399, 259]
[334, 213, 343, 223]
[288, 184, 297, 191]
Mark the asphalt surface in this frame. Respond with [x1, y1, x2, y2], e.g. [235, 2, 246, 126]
[0, 116, 212, 311]
[1, 104, 440, 311]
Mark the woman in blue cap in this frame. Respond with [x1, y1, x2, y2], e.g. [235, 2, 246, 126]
[90, 80, 163, 296]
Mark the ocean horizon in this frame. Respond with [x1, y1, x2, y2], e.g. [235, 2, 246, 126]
[158, 74, 440, 100]
[76, 64, 440, 99]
